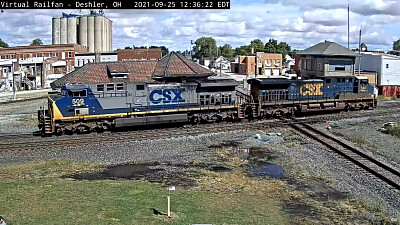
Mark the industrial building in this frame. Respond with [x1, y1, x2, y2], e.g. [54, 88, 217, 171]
[75, 52, 118, 68]
[0, 44, 88, 91]
[230, 53, 282, 77]
[52, 11, 113, 52]
[117, 48, 162, 61]
[356, 52, 400, 97]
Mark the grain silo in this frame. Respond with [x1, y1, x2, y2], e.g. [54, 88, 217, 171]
[87, 16, 95, 51]
[52, 11, 113, 52]
[60, 17, 68, 44]
[52, 18, 60, 44]
[67, 17, 77, 44]
[78, 16, 87, 48]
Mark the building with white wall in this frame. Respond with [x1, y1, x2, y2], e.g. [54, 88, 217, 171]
[356, 52, 400, 97]
[356, 52, 400, 86]
[75, 52, 117, 68]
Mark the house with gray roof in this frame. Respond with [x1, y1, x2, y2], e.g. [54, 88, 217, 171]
[297, 41, 359, 79]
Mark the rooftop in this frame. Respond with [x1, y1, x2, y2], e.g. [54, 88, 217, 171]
[51, 52, 215, 88]
[297, 41, 359, 57]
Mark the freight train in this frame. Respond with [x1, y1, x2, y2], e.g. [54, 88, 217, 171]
[38, 76, 376, 136]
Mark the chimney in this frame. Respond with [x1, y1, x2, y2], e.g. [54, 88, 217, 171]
[251, 47, 254, 55]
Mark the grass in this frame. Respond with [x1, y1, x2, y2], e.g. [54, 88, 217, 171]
[377, 96, 397, 101]
[386, 126, 400, 138]
[350, 135, 368, 146]
[0, 160, 292, 225]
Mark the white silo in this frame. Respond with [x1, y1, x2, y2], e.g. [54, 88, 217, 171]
[67, 17, 77, 44]
[109, 20, 113, 51]
[52, 18, 61, 44]
[94, 16, 103, 52]
[60, 17, 68, 44]
[79, 16, 88, 48]
[87, 16, 95, 52]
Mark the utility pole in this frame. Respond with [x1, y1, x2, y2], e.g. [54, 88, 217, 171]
[348, 1, 350, 49]
[358, 26, 362, 76]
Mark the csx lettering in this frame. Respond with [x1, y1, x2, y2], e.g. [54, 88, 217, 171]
[72, 98, 85, 106]
[300, 83, 323, 96]
[149, 88, 185, 104]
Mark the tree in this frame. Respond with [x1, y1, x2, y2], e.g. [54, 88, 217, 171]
[249, 39, 265, 53]
[30, 38, 43, 46]
[393, 39, 400, 51]
[219, 44, 235, 59]
[0, 38, 8, 47]
[235, 45, 251, 56]
[264, 39, 291, 62]
[193, 37, 218, 59]
[264, 39, 279, 53]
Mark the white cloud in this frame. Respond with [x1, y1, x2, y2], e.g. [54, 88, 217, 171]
[0, 1, 399, 51]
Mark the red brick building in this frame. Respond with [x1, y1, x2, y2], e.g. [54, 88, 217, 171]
[0, 44, 88, 67]
[117, 48, 162, 61]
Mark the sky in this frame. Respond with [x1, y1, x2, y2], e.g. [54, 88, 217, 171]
[0, 0, 399, 51]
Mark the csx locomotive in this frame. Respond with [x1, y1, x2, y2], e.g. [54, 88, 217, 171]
[38, 75, 376, 136]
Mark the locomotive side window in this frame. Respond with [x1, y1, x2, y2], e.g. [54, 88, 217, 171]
[136, 85, 144, 90]
[326, 79, 331, 84]
[107, 84, 114, 91]
[210, 95, 215, 105]
[116, 83, 124, 91]
[200, 95, 205, 105]
[97, 84, 104, 91]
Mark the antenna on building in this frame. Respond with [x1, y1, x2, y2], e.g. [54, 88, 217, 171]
[358, 25, 362, 76]
[347, 0, 350, 49]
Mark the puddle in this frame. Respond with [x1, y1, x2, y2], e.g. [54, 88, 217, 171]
[106, 164, 155, 178]
[234, 147, 273, 160]
[65, 163, 163, 181]
[248, 162, 284, 178]
[208, 165, 232, 172]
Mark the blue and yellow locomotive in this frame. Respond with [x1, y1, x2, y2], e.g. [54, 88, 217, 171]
[38, 75, 376, 136]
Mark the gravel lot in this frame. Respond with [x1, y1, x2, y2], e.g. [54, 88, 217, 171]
[0, 98, 47, 134]
[1, 98, 400, 222]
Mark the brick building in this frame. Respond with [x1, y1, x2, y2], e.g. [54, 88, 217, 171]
[0, 44, 88, 91]
[0, 44, 88, 68]
[117, 48, 162, 61]
[231, 53, 282, 76]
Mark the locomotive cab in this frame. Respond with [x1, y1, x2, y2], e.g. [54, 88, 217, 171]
[63, 84, 90, 117]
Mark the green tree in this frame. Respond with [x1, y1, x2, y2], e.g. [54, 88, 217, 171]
[0, 38, 8, 47]
[193, 37, 217, 59]
[249, 39, 265, 53]
[393, 39, 400, 51]
[219, 44, 235, 59]
[30, 38, 43, 46]
[264, 39, 279, 53]
[235, 45, 251, 56]
[264, 39, 291, 62]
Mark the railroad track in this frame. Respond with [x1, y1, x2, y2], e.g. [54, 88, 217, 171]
[0, 108, 398, 152]
[283, 117, 400, 191]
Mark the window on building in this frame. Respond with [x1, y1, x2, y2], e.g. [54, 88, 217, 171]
[328, 60, 352, 72]
[36, 53, 39, 57]
[49, 53, 52, 57]
[29, 53, 33, 58]
[318, 63, 322, 71]
[54, 52, 58, 57]
[97, 84, 104, 91]
[116, 83, 124, 91]
[68, 52, 73, 58]
[386, 64, 389, 69]
[42, 53, 45, 57]
[136, 85, 144, 90]
[106, 83, 115, 91]
[5, 55, 9, 59]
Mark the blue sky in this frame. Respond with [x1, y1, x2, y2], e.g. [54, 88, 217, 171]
[0, 0, 399, 51]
